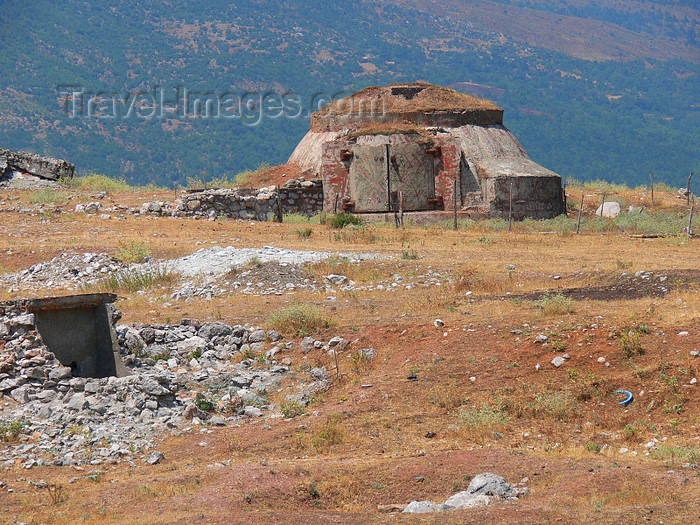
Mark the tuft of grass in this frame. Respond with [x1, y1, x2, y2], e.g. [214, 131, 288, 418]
[619, 329, 644, 358]
[0, 419, 25, 443]
[651, 444, 700, 465]
[281, 400, 305, 419]
[247, 255, 263, 268]
[312, 413, 346, 452]
[295, 227, 313, 239]
[25, 188, 69, 205]
[458, 404, 509, 441]
[115, 240, 152, 264]
[529, 391, 576, 421]
[329, 213, 363, 229]
[86, 265, 177, 294]
[401, 248, 419, 260]
[533, 293, 574, 315]
[269, 303, 332, 335]
[428, 383, 466, 411]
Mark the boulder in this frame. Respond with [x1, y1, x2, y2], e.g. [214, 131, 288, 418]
[596, 201, 621, 218]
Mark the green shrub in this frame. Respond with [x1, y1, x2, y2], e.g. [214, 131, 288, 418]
[296, 227, 313, 239]
[195, 393, 214, 412]
[619, 329, 644, 358]
[329, 213, 363, 229]
[0, 419, 25, 442]
[281, 400, 305, 418]
[270, 303, 331, 335]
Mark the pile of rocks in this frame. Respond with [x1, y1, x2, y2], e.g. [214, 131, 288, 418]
[0, 253, 126, 292]
[402, 473, 528, 513]
[0, 303, 315, 469]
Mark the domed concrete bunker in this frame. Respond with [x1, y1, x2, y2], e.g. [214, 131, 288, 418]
[289, 82, 565, 221]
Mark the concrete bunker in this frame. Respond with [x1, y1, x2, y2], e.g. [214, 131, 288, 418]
[288, 82, 565, 221]
[24, 293, 128, 378]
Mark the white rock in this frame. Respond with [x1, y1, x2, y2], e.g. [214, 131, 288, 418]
[444, 493, 491, 509]
[402, 501, 452, 513]
[596, 201, 621, 218]
[551, 356, 566, 368]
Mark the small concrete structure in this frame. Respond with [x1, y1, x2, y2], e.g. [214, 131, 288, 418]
[288, 82, 565, 221]
[23, 293, 128, 378]
[0, 148, 75, 181]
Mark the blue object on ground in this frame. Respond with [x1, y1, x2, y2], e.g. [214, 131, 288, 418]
[617, 389, 633, 406]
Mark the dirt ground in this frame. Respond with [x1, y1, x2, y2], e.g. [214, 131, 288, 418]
[1, 185, 699, 524]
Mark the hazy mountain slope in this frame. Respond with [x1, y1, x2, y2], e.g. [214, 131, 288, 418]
[0, 0, 697, 188]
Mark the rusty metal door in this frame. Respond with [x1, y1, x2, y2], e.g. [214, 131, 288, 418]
[348, 145, 389, 212]
[388, 143, 434, 210]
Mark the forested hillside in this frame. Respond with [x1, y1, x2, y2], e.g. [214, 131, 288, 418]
[0, 0, 697, 188]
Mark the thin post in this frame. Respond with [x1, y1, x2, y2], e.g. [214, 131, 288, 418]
[399, 191, 404, 227]
[453, 179, 458, 231]
[508, 181, 513, 232]
[600, 192, 606, 216]
[689, 194, 695, 238]
[334, 193, 339, 214]
[275, 185, 283, 222]
[576, 193, 584, 234]
[688, 172, 694, 206]
[649, 171, 654, 206]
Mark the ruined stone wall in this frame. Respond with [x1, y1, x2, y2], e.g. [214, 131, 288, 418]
[140, 180, 323, 220]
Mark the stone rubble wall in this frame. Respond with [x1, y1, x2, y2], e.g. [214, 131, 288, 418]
[138, 179, 323, 220]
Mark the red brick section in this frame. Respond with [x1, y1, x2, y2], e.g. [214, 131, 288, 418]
[320, 142, 350, 212]
[434, 141, 460, 210]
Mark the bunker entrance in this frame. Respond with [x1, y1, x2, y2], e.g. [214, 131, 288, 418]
[348, 144, 436, 212]
[25, 293, 128, 378]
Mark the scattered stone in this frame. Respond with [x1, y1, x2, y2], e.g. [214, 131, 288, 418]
[434, 319, 445, 328]
[146, 452, 165, 465]
[551, 356, 566, 368]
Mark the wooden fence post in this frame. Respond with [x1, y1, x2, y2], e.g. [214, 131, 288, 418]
[576, 194, 584, 234]
[649, 171, 654, 206]
[688, 172, 694, 206]
[508, 181, 513, 232]
[453, 179, 458, 231]
[689, 194, 695, 238]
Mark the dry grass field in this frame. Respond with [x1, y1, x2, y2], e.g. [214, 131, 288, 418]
[1, 182, 699, 524]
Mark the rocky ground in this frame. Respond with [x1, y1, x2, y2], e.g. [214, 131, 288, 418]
[0, 300, 360, 470]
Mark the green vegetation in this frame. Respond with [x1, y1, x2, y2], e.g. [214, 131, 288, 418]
[329, 213, 363, 229]
[533, 294, 575, 315]
[281, 400, 305, 419]
[619, 329, 645, 358]
[0, 1, 696, 190]
[87, 265, 177, 293]
[115, 241, 152, 264]
[25, 188, 69, 205]
[269, 303, 332, 335]
[195, 393, 214, 413]
[0, 419, 25, 443]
